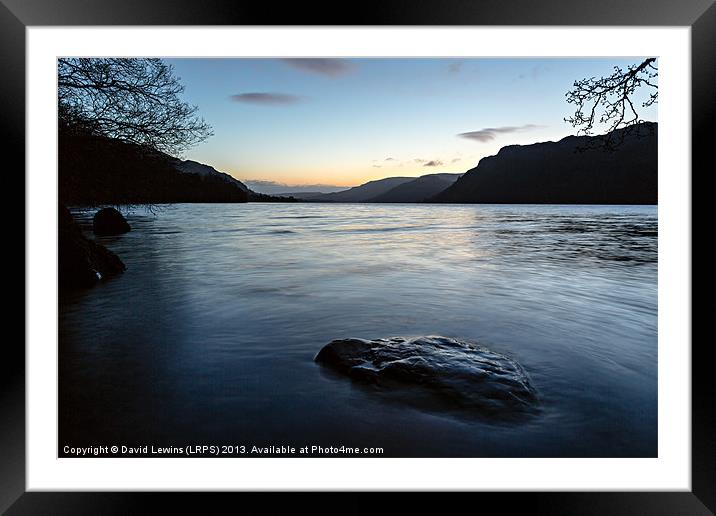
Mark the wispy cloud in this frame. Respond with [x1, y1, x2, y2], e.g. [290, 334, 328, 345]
[457, 124, 542, 142]
[372, 165, 382, 168]
[280, 58, 355, 77]
[414, 158, 427, 163]
[230, 92, 302, 105]
[423, 160, 443, 167]
[384, 157, 396, 161]
[448, 61, 463, 74]
[451, 157, 461, 163]
[518, 64, 550, 80]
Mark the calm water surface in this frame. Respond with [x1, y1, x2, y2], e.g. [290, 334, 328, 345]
[60, 203, 657, 457]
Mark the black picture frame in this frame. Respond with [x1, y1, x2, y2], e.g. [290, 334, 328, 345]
[4, 0, 709, 513]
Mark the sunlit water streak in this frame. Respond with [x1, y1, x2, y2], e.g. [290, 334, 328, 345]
[60, 203, 657, 457]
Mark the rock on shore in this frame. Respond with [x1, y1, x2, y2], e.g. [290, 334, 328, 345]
[60, 206, 126, 288]
[93, 207, 131, 236]
[315, 336, 539, 420]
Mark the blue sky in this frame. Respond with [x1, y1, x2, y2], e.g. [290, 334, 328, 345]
[166, 58, 657, 190]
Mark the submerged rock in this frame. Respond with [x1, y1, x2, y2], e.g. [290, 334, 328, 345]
[315, 336, 539, 420]
[60, 206, 126, 288]
[93, 207, 131, 236]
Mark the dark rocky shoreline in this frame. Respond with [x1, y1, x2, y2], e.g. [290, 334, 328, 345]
[59, 206, 126, 289]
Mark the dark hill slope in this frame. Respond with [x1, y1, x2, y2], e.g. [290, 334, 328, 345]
[59, 129, 288, 205]
[59, 130, 249, 205]
[432, 123, 657, 204]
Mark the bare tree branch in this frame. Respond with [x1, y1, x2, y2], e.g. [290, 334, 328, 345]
[565, 58, 658, 150]
[58, 58, 213, 155]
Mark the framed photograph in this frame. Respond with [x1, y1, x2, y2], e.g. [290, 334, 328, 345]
[6, 0, 709, 512]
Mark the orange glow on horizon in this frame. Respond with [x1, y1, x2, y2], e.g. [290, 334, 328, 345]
[214, 161, 473, 188]
[223, 169, 427, 188]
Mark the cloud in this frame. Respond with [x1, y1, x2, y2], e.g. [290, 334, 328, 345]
[518, 64, 550, 80]
[457, 124, 542, 142]
[372, 165, 382, 168]
[230, 92, 302, 105]
[414, 158, 426, 163]
[451, 158, 461, 163]
[423, 160, 443, 167]
[384, 157, 396, 161]
[448, 61, 463, 74]
[280, 58, 355, 77]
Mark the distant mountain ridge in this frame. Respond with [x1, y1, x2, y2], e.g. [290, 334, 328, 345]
[432, 123, 657, 205]
[298, 173, 462, 203]
[310, 177, 416, 202]
[371, 173, 462, 202]
[276, 191, 330, 200]
[59, 123, 657, 207]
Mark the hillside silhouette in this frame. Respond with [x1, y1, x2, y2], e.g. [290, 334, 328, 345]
[59, 127, 283, 205]
[432, 123, 657, 204]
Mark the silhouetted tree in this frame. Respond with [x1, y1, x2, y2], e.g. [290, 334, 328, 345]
[565, 58, 657, 149]
[58, 58, 212, 155]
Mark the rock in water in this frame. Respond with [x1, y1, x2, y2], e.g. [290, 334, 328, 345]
[60, 206, 126, 288]
[315, 336, 539, 420]
[93, 207, 131, 236]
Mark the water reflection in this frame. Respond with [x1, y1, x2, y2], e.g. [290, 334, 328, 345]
[60, 203, 657, 457]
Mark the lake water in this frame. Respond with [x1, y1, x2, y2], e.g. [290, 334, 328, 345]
[59, 203, 657, 457]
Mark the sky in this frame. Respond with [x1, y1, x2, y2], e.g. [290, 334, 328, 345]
[166, 58, 657, 192]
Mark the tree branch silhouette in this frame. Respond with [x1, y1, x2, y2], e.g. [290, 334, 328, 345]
[58, 58, 213, 156]
[565, 58, 657, 150]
